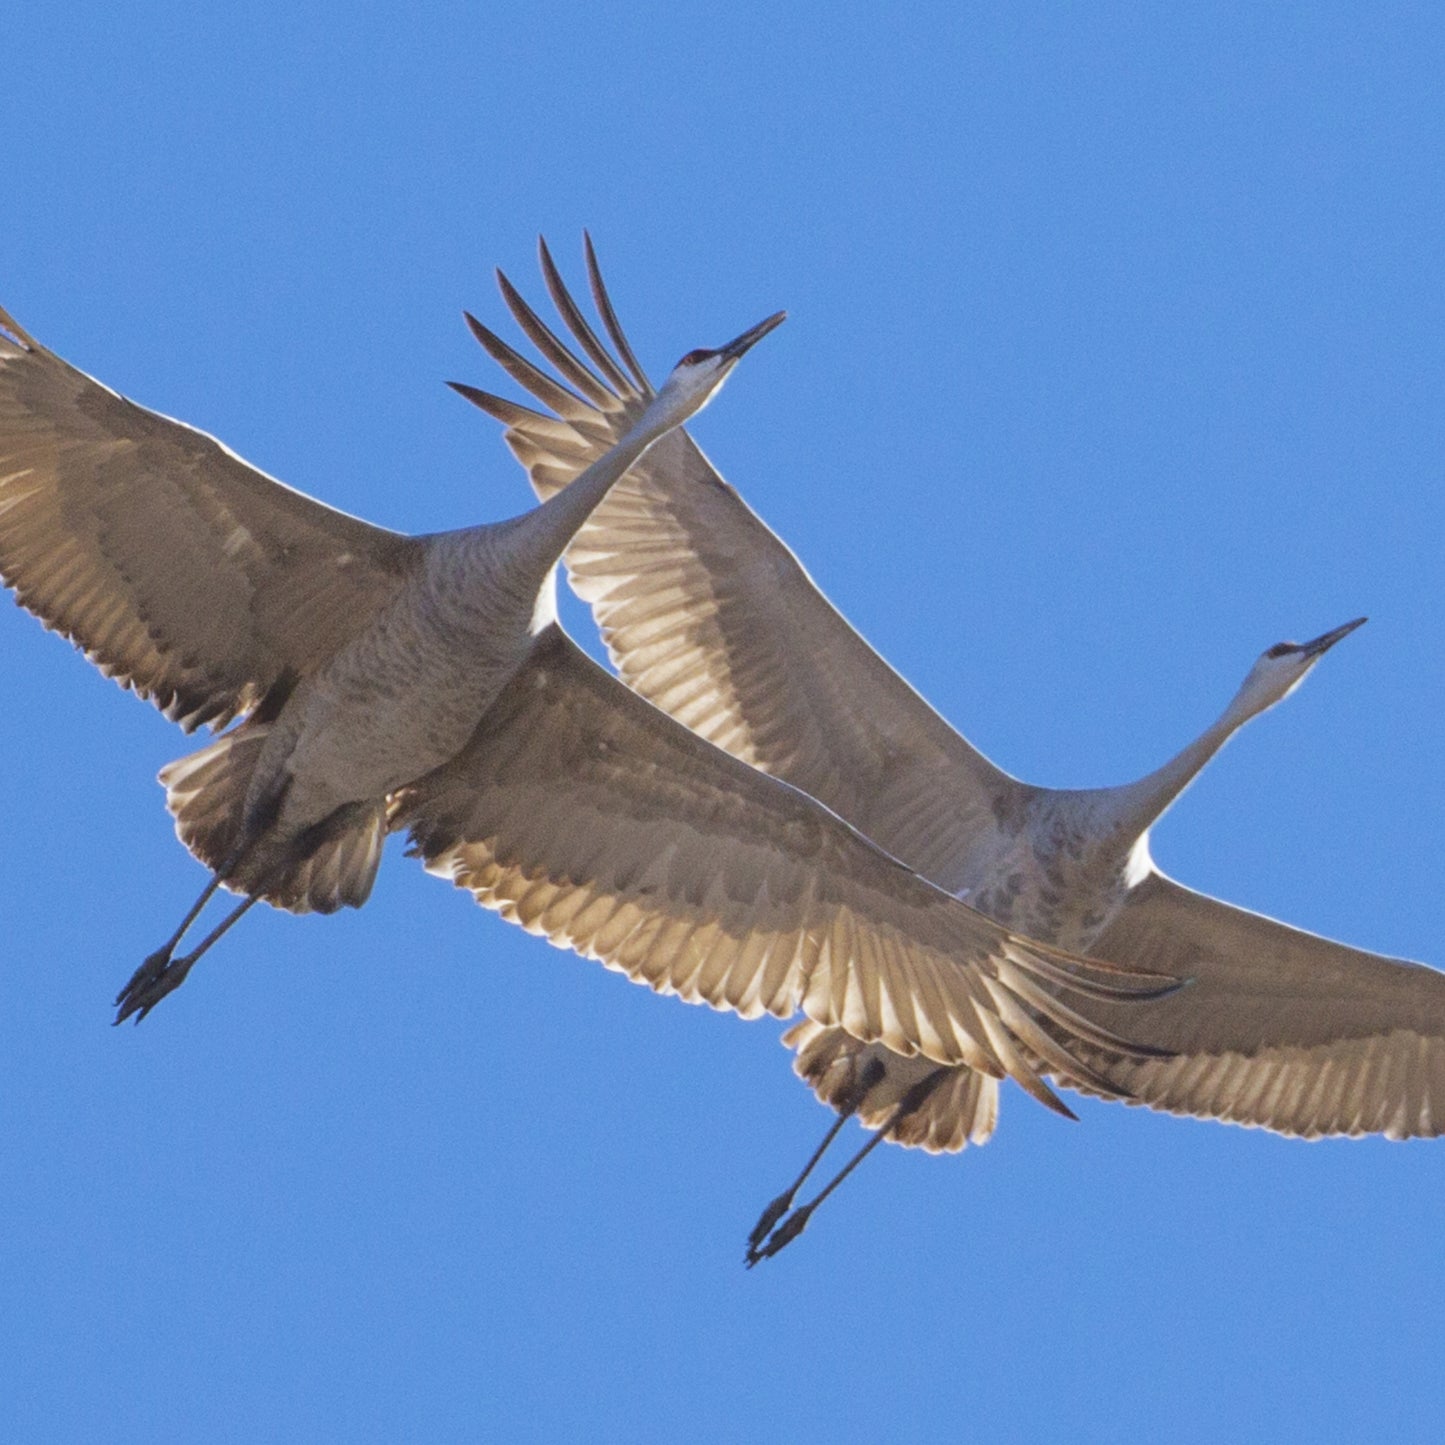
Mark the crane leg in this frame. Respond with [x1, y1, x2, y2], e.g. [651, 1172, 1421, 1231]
[121, 872, 228, 997]
[746, 1067, 948, 1267]
[114, 892, 261, 1025]
[110, 798, 377, 1024]
[113, 836, 265, 1024]
[744, 1055, 887, 1265]
[114, 848, 240, 1011]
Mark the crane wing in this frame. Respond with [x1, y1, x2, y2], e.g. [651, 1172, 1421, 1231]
[0, 304, 421, 730]
[450, 239, 1022, 892]
[1068, 864, 1445, 1138]
[394, 625, 1177, 1105]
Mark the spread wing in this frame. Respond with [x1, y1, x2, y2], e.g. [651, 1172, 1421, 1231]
[395, 625, 1177, 1109]
[1068, 864, 1445, 1138]
[0, 304, 422, 730]
[449, 238, 1025, 892]
[456, 245, 1445, 1146]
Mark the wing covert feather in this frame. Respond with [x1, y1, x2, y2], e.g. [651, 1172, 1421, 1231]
[396, 626, 1170, 1085]
[0, 304, 421, 729]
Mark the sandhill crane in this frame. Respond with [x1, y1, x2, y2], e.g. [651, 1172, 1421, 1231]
[0, 294, 1176, 1146]
[466, 236, 1445, 1263]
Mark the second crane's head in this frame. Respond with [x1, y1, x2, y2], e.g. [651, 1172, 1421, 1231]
[1232, 616, 1368, 720]
[650, 310, 787, 428]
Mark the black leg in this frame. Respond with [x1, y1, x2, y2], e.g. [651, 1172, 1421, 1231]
[114, 894, 260, 1025]
[748, 1067, 949, 1267]
[744, 1055, 887, 1266]
[114, 871, 228, 1009]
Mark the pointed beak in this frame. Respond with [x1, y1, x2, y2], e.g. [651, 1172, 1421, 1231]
[718, 310, 787, 362]
[1301, 616, 1368, 659]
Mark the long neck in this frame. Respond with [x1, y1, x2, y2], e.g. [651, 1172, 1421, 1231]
[1102, 689, 1257, 840]
[497, 396, 683, 588]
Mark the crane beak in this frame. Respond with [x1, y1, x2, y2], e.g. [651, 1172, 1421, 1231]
[1300, 616, 1368, 659]
[718, 310, 787, 362]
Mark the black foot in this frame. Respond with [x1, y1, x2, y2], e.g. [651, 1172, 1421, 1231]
[746, 1203, 815, 1267]
[113, 947, 195, 1025]
[114, 945, 173, 1008]
[745, 1190, 796, 1260]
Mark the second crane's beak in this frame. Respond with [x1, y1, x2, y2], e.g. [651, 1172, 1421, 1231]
[1301, 616, 1368, 659]
[718, 310, 787, 362]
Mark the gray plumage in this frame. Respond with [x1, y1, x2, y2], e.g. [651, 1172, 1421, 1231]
[467, 236, 1445, 1149]
[0, 294, 1168, 1111]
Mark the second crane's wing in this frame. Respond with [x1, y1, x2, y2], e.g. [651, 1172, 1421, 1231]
[1068, 863, 1445, 1138]
[0, 304, 421, 731]
[449, 240, 1022, 894]
[394, 625, 1176, 1105]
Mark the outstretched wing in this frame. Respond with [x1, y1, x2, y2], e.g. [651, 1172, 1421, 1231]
[395, 625, 1176, 1110]
[449, 238, 1025, 893]
[0, 304, 421, 730]
[1070, 864, 1445, 1138]
[457, 244, 1445, 1147]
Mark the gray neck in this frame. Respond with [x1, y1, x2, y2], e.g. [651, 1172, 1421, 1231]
[496, 396, 681, 591]
[1100, 690, 1256, 841]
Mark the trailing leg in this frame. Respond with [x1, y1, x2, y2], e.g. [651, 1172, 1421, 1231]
[744, 1055, 887, 1265]
[114, 894, 260, 1024]
[748, 1067, 949, 1267]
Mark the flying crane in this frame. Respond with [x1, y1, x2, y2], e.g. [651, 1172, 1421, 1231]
[0, 289, 1170, 1150]
[467, 237, 1445, 1262]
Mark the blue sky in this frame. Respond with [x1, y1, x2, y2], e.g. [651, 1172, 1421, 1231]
[3, 3, 1444, 1440]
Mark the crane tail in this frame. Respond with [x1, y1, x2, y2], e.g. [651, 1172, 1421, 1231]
[783, 1021, 1000, 1154]
[160, 731, 385, 916]
[160, 728, 273, 879]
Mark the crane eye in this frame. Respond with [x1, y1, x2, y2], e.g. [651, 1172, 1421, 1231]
[1264, 643, 1296, 658]
[677, 348, 715, 366]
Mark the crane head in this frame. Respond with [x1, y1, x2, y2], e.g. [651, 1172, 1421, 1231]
[648, 310, 786, 427]
[1234, 616, 1367, 718]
